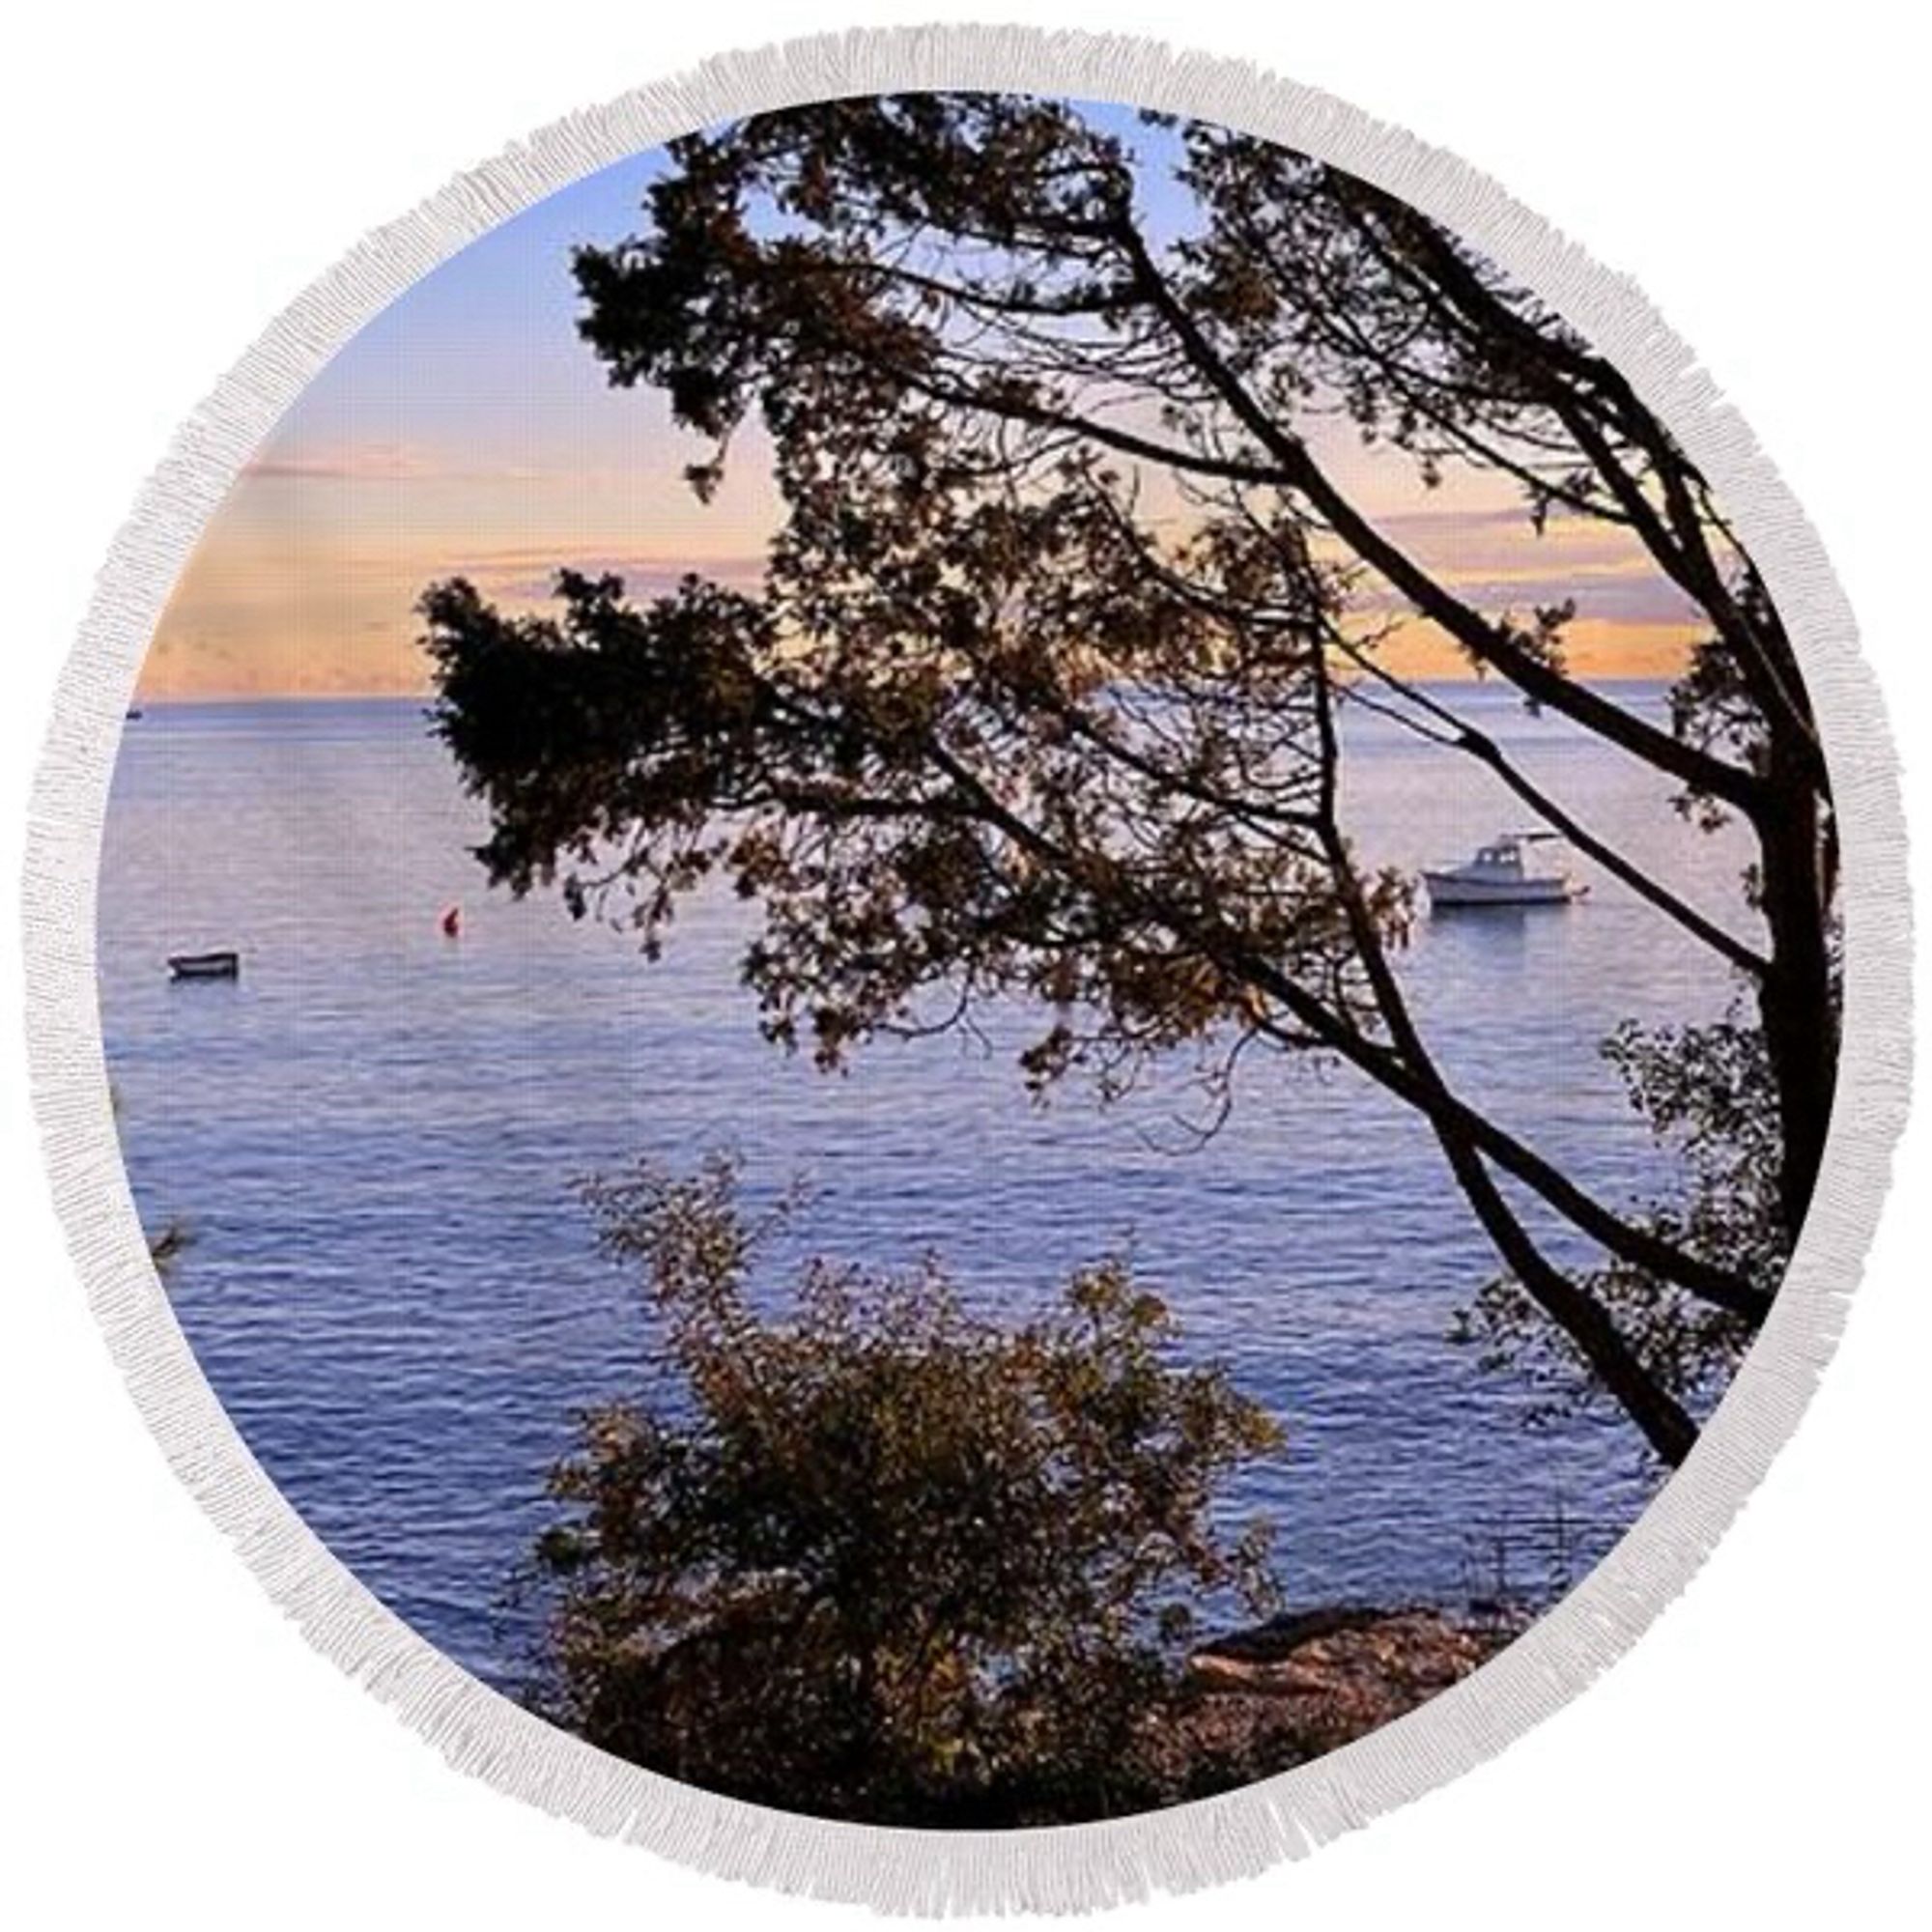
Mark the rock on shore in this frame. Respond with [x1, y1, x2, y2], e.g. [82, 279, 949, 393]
[1173, 1605, 1512, 1775]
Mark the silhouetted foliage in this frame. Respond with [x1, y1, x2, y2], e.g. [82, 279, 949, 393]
[1455, 1000, 1781, 1417]
[428, 96, 1839, 1464]
[148, 1219, 189, 1275]
[527, 1156, 1283, 1824]
[112, 1086, 189, 1275]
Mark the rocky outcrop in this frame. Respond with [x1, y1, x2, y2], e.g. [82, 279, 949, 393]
[1170, 1605, 1513, 1776]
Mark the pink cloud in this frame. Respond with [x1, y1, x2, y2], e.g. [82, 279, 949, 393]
[244, 441, 543, 484]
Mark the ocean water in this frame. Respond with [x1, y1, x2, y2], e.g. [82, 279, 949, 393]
[98, 684, 1755, 1685]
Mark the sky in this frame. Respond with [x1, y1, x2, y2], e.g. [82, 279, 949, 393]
[141, 110, 1706, 701]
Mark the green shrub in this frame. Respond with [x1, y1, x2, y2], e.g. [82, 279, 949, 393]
[528, 1154, 1284, 1825]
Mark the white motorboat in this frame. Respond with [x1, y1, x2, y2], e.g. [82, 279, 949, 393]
[1423, 832, 1586, 909]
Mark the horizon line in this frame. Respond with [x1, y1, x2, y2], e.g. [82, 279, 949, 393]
[129, 669, 1689, 710]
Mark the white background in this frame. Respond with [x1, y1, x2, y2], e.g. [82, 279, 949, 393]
[2, 4, 1925, 1925]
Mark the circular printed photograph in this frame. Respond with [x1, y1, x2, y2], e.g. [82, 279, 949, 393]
[100, 92, 1838, 1829]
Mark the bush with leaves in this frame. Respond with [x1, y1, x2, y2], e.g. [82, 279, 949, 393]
[527, 1155, 1284, 1825]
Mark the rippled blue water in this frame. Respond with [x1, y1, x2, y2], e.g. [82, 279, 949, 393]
[98, 686, 1753, 1684]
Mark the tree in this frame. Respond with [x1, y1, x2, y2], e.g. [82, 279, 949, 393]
[527, 1156, 1283, 1825]
[1455, 997, 1783, 1421]
[426, 96, 1836, 1465]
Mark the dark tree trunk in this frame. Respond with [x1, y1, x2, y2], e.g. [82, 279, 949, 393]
[1750, 733, 1839, 1243]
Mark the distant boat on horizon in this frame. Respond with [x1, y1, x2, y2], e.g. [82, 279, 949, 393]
[1423, 833, 1587, 909]
[167, 949, 240, 981]
[125, 706, 145, 721]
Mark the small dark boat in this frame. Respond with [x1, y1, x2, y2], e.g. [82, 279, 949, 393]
[125, 706, 145, 722]
[167, 950, 240, 981]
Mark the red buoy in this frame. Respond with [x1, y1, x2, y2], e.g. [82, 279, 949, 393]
[440, 904, 462, 938]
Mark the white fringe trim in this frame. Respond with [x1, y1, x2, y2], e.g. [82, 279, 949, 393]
[18, 23, 1912, 1915]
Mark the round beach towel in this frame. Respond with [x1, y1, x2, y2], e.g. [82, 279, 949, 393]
[23, 26, 1910, 1912]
